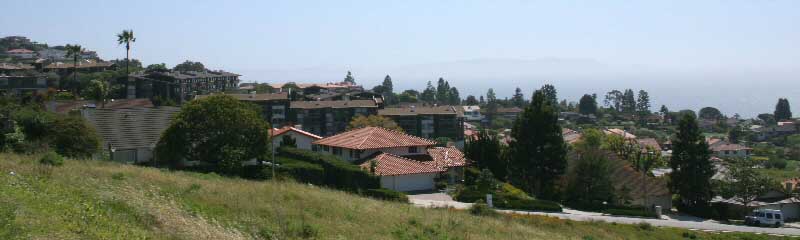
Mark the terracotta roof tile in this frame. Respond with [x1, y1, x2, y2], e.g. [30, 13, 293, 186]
[290, 100, 377, 109]
[313, 127, 436, 150]
[426, 147, 468, 168]
[360, 152, 443, 176]
[271, 126, 322, 139]
[196, 92, 288, 101]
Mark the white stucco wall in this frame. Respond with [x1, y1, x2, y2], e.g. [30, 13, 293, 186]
[316, 146, 428, 162]
[380, 173, 437, 192]
[273, 131, 317, 151]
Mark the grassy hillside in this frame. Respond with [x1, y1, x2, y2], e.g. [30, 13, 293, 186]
[0, 153, 790, 240]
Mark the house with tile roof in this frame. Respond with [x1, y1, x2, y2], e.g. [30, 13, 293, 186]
[6, 49, 36, 58]
[604, 128, 637, 139]
[129, 70, 240, 102]
[289, 99, 380, 137]
[314, 127, 469, 191]
[710, 141, 752, 159]
[270, 126, 322, 151]
[0, 75, 47, 96]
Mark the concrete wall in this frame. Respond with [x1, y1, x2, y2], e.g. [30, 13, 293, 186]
[273, 131, 316, 151]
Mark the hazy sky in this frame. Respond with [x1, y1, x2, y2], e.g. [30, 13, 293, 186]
[2, 0, 798, 117]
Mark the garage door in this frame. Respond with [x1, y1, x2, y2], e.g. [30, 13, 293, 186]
[382, 174, 435, 192]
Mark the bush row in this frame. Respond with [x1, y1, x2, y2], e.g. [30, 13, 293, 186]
[278, 147, 380, 192]
[362, 188, 408, 202]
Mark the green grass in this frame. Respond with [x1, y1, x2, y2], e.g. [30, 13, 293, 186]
[756, 160, 800, 181]
[0, 153, 793, 239]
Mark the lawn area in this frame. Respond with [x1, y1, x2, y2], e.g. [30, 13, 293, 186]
[0, 153, 792, 240]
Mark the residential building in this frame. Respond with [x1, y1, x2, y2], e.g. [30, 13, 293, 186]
[0, 75, 47, 96]
[47, 98, 155, 114]
[270, 81, 363, 95]
[6, 49, 36, 59]
[314, 127, 468, 191]
[196, 92, 289, 127]
[462, 105, 483, 121]
[752, 123, 798, 141]
[37, 48, 67, 60]
[290, 99, 379, 136]
[710, 142, 752, 159]
[0, 63, 35, 75]
[378, 105, 465, 148]
[562, 128, 583, 144]
[83, 107, 180, 163]
[44, 60, 116, 75]
[604, 128, 637, 139]
[129, 70, 240, 102]
[270, 126, 322, 151]
[636, 138, 662, 152]
[495, 107, 523, 120]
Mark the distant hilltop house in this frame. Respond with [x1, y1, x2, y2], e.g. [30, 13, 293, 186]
[6, 48, 36, 59]
[312, 126, 468, 191]
[379, 105, 465, 148]
[0, 62, 35, 75]
[462, 105, 483, 121]
[752, 122, 798, 141]
[707, 138, 752, 159]
[129, 70, 241, 102]
[603, 128, 637, 140]
[44, 59, 116, 75]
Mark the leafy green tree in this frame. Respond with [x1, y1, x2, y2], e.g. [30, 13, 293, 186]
[343, 71, 356, 84]
[50, 115, 100, 158]
[636, 90, 651, 124]
[698, 107, 723, 120]
[84, 79, 110, 107]
[719, 158, 776, 206]
[420, 81, 436, 103]
[465, 95, 478, 105]
[485, 88, 498, 122]
[465, 130, 507, 180]
[508, 89, 568, 199]
[622, 89, 636, 114]
[435, 78, 449, 104]
[347, 115, 403, 132]
[541, 84, 558, 110]
[380, 75, 397, 105]
[728, 127, 742, 144]
[669, 114, 714, 213]
[173, 60, 206, 72]
[156, 95, 271, 174]
[566, 140, 615, 209]
[578, 94, 597, 115]
[398, 89, 419, 103]
[116, 30, 136, 76]
[145, 63, 168, 73]
[64, 44, 84, 93]
[511, 87, 525, 108]
[775, 98, 792, 121]
[758, 113, 776, 125]
[604, 90, 624, 112]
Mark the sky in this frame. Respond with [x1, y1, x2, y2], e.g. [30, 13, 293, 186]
[1, 0, 798, 117]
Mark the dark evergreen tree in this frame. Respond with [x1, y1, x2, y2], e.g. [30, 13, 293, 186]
[343, 71, 356, 84]
[621, 89, 636, 113]
[479, 95, 486, 105]
[436, 78, 449, 104]
[380, 75, 397, 105]
[775, 98, 792, 121]
[698, 107, 723, 120]
[465, 95, 479, 105]
[508, 89, 567, 200]
[420, 81, 436, 103]
[636, 90, 651, 114]
[511, 87, 525, 108]
[604, 90, 624, 112]
[669, 114, 714, 214]
[485, 89, 498, 122]
[578, 94, 598, 115]
[465, 130, 507, 180]
[448, 87, 461, 105]
[541, 84, 558, 110]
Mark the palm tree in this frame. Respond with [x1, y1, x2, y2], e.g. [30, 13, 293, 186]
[64, 44, 84, 94]
[116, 30, 136, 76]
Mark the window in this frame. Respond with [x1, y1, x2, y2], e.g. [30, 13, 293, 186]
[333, 147, 341, 155]
[776, 214, 782, 220]
[409, 146, 418, 153]
[766, 213, 774, 219]
[758, 212, 765, 217]
[323, 146, 329, 152]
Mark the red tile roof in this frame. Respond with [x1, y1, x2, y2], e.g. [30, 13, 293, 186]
[7, 49, 34, 53]
[271, 126, 322, 140]
[313, 127, 437, 150]
[360, 152, 443, 176]
[710, 143, 752, 152]
[636, 138, 662, 152]
[426, 147, 468, 168]
[604, 128, 636, 139]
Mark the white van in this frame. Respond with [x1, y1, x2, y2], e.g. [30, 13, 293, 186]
[745, 209, 784, 227]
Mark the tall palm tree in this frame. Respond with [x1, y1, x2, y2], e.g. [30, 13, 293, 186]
[116, 30, 136, 76]
[64, 44, 84, 94]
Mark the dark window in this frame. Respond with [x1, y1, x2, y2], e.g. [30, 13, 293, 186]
[766, 213, 774, 219]
[409, 146, 418, 153]
[776, 214, 782, 219]
[333, 147, 341, 155]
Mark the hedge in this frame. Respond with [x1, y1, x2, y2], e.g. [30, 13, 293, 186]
[363, 188, 408, 202]
[279, 159, 325, 185]
[278, 147, 380, 192]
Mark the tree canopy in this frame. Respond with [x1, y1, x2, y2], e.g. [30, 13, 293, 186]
[156, 95, 271, 174]
[173, 60, 206, 72]
[775, 98, 792, 121]
[669, 114, 714, 213]
[347, 115, 403, 132]
[698, 107, 723, 120]
[578, 94, 597, 115]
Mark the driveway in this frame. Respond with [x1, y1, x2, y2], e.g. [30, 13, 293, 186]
[407, 193, 800, 236]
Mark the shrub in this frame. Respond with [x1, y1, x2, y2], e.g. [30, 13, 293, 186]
[239, 165, 271, 180]
[280, 160, 325, 185]
[39, 151, 64, 166]
[636, 222, 654, 231]
[463, 167, 481, 185]
[469, 200, 497, 217]
[278, 147, 379, 192]
[363, 188, 408, 202]
[453, 187, 485, 203]
[49, 116, 100, 158]
[765, 156, 788, 169]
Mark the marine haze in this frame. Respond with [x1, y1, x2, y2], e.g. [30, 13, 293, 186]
[2, 0, 798, 117]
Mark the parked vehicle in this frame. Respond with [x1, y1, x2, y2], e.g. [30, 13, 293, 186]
[744, 209, 784, 227]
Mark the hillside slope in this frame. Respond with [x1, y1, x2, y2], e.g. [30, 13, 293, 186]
[0, 153, 788, 240]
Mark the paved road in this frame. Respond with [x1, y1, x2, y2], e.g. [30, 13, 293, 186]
[408, 193, 800, 236]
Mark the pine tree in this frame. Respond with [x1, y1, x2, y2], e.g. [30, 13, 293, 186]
[420, 81, 436, 103]
[485, 89, 498, 122]
[511, 87, 525, 108]
[343, 71, 356, 84]
[622, 89, 636, 113]
[436, 78, 449, 104]
[578, 94, 597, 115]
[508, 89, 567, 199]
[541, 84, 558, 109]
[448, 87, 461, 105]
[636, 90, 651, 125]
[775, 98, 792, 121]
[669, 114, 714, 214]
[381, 75, 396, 105]
[465, 95, 479, 105]
[465, 129, 507, 180]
